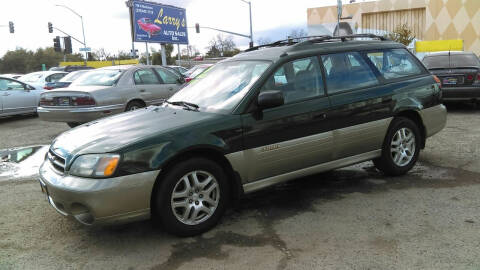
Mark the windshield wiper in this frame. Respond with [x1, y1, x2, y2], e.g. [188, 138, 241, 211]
[163, 100, 199, 111]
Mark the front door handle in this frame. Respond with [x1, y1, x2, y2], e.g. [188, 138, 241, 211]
[168, 87, 173, 91]
[312, 112, 327, 119]
[2, 93, 10, 96]
[139, 89, 146, 92]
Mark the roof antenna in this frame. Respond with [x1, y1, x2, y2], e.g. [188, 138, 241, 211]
[448, 46, 451, 68]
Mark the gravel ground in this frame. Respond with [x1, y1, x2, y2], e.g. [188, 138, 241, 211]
[1, 104, 480, 270]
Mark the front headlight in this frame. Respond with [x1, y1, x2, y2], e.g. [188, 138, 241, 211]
[69, 154, 120, 178]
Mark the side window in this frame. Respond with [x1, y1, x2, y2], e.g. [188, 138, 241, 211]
[261, 56, 324, 104]
[0, 79, 24, 90]
[321, 52, 378, 94]
[155, 68, 178, 84]
[47, 73, 66, 83]
[367, 49, 423, 79]
[133, 69, 160, 85]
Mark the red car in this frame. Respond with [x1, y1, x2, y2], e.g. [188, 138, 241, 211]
[137, 18, 161, 38]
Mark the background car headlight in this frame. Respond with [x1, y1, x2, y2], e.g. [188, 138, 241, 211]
[69, 154, 120, 178]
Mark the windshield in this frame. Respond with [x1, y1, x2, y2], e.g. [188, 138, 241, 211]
[20, 73, 43, 82]
[71, 69, 123, 86]
[59, 70, 90, 82]
[189, 66, 210, 79]
[423, 54, 480, 69]
[168, 60, 270, 112]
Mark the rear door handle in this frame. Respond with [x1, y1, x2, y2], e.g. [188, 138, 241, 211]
[139, 89, 146, 92]
[168, 87, 174, 91]
[2, 93, 10, 96]
[312, 112, 327, 119]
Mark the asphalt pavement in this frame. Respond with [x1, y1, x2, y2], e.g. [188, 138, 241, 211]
[1, 104, 480, 269]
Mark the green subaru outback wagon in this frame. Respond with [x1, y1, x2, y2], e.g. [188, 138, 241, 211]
[39, 34, 446, 236]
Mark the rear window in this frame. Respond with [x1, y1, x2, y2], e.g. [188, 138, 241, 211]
[367, 49, 423, 79]
[423, 53, 480, 69]
[59, 70, 90, 82]
[71, 69, 123, 86]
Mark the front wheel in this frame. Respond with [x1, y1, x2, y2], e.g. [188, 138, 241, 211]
[153, 157, 229, 237]
[373, 117, 421, 176]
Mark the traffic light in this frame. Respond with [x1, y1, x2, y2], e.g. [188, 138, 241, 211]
[63, 36, 72, 54]
[53, 36, 61, 52]
[8, 21, 14, 33]
[48, 22, 53, 33]
[195, 23, 200, 33]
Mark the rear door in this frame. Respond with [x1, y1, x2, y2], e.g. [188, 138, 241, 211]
[133, 68, 163, 104]
[321, 51, 391, 160]
[240, 56, 333, 182]
[153, 67, 182, 101]
[0, 78, 37, 114]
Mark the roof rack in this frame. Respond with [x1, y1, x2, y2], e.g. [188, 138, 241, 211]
[244, 35, 331, 52]
[244, 34, 389, 52]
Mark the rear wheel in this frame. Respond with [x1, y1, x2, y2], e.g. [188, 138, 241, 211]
[125, 101, 145, 111]
[373, 117, 421, 176]
[153, 157, 229, 237]
[67, 122, 80, 128]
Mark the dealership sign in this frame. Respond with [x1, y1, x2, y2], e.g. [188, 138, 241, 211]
[131, 1, 188, 44]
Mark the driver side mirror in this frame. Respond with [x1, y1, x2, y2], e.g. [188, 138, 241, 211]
[257, 90, 284, 109]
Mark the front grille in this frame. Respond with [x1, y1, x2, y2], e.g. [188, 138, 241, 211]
[48, 150, 66, 173]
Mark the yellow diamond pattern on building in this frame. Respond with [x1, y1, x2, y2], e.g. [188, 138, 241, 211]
[464, 0, 480, 18]
[428, 0, 444, 19]
[377, 0, 394, 12]
[445, 0, 463, 19]
[471, 10, 480, 35]
[425, 22, 441, 40]
[443, 23, 458, 40]
[452, 7, 470, 33]
[435, 7, 452, 34]
[461, 23, 476, 49]
[469, 38, 480, 54]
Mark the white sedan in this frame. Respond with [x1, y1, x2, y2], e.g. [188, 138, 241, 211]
[18, 71, 67, 90]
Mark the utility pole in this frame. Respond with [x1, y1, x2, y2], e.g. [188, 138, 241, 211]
[55, 4, 88, 66]
[240, 0, 253, 47]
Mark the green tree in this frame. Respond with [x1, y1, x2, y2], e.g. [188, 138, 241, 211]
[386, 24, 415, 46]
[0, 48, 33, 73]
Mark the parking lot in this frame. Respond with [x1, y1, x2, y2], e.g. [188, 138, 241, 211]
[0, 103, 479, 269]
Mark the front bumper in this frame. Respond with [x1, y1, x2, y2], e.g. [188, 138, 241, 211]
[38, 160, 160, 225]
[37, 104, 124, 123]
[442, 86, 480, 100]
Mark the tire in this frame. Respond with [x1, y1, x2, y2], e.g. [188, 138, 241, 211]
[153, 157, 230, 237]
[125, 100, 145, 111]
[373, 117, 421, 176]
[67, 122, 80, 128]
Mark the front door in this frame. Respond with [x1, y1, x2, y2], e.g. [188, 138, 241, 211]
[0, 78, 36, 114]
[240, 56, 333, 183]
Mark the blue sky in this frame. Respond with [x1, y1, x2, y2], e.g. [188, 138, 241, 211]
[0, 0, 342, 57]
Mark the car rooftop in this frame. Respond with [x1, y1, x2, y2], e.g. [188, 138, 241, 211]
[228, 34, 404, 62]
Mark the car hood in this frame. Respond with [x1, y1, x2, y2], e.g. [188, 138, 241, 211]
[51, 106, 218, 158]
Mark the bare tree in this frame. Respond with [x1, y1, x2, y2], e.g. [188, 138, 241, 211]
[257, 37, 272, 45]
[206, 34, 237, 57]
[94, 48, 111, 61]
[288, 28, 308, 39]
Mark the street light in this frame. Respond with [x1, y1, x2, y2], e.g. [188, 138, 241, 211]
[55, 4, 87, 65]
[240, 0, 253, 48]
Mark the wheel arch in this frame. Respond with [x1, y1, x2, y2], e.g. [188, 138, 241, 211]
[150, 146, 244, 213]
[125, 98, 146, 111]
[394, 109, 426, 149]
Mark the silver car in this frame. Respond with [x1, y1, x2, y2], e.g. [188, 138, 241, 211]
[18, 71, 67, 90]
[0, 76, 39, 117]
[37, 65, 184, 127]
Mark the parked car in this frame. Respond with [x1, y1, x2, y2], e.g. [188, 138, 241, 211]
[0, 76, 41, 117]
[44, 70, 92, 90]
[184, 64, 213, 82]
[37, 65, 184, 127]
[18, 71, 67, 90]
[38, 34, 446, 236]
[50, 65, 94, 73]
[422, 51, 480, 101]
[0, 73, 23, 79]
[166, 65, 188, 76]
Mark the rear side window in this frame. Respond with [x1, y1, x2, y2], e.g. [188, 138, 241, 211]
[154, 68, 178, 84]
[423, 53, 480, 69]
[134, 69, 160, 85]
[321, 52, 378, 94]
[46, 73, 66, 83]
[367, 49, 423, 79]
[261, 56, 324, 104]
